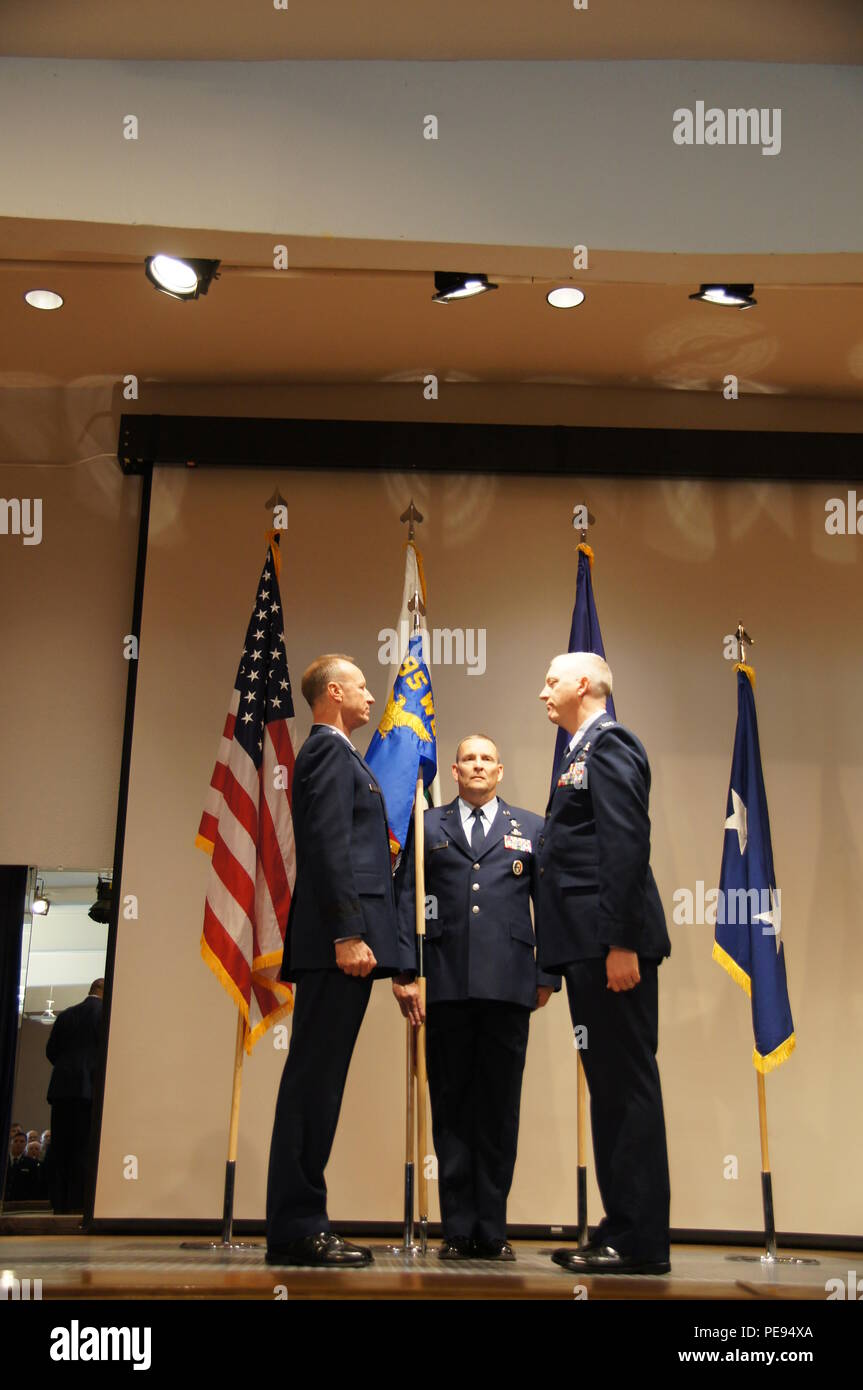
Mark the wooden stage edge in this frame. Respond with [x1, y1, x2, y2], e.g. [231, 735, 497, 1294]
[0, 1235, 853, 1300]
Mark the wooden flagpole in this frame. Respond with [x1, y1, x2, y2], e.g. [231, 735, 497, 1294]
[576, 1054, 589, 1245]
[413, 772, 430, 1255]
[180, 1008, 257, 1250]
[724, 625, 815, 1270]
[573, 504, 591, 1247]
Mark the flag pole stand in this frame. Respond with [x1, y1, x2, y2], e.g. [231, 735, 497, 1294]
[180, 1009, 260, 1250]
[380, 1019, 421, 1255]
[381, 774, 431, 1256]
[413, 772, 430, 1255]
[415, 977, 430, 1255]
[576, 1053, 589, 1245]
[727, 1072, 817, 1267]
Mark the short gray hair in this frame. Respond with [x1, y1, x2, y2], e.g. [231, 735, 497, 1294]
[553, 651, 613, 697]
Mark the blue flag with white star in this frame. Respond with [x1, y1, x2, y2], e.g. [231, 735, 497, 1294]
[365, 630, 437, 860]
[550, 543, 616, 793]
[714, 665, 795, 1072]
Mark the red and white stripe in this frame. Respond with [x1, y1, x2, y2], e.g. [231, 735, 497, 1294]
[198, 689, 297, 1049]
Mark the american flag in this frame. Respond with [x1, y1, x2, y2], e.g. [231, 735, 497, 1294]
[196, 533, 296, 1051]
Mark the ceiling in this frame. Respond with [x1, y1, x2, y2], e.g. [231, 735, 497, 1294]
[19, 871, 107, 1017]
[1, 7, 861, 431]
[2, 221, 861, 404]
[1, 0, 861, 62]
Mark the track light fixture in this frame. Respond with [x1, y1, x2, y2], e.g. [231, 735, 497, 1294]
[145, 255, 221, 301]
[689, 283, 757, 310]
[432, 272, 498, 304]
[88, 876, 113, 925]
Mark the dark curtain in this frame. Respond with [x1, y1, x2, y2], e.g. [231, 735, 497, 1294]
[0, 867, 27, 1190]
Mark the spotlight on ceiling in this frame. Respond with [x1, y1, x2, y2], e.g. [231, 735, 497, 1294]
[24, 289, 64, 311]
[546, 287, 585, 309]
[88, 876, 113, 925]
[432, 272, 498, 304]
[689, 283, 757, 310]
[31, 894, 50, 916]
[145, 255, 221, 301]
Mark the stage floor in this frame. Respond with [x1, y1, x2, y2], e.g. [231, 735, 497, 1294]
[0, 1234, 847, 1300]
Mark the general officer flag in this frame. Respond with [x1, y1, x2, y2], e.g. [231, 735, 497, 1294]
[551, 542, 617, 791]
[714, 664, 795, 1072]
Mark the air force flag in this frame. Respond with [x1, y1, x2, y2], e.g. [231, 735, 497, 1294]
[714, 665, 795, 1072]
[365, 631, 437, 859]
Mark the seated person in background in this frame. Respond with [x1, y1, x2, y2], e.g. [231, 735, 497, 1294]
[4, 1131, 41, 1203]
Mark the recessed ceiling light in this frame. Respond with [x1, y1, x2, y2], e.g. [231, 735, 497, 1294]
[546, 287, 585, 309]
[24, 289, 63, 310]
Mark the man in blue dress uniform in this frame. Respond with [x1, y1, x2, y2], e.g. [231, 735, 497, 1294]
[395, 734, 559, 1260]
[266, 653, 414, 1268]
[537, 652, 671, 1275]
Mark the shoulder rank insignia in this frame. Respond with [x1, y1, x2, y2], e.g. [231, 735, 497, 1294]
[600, 720, 616, 728]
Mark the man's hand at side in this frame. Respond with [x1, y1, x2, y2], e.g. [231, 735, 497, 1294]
[606, 947, 640, 992]
[392, 976, 425, 1026]
[335, 938, 377, 977]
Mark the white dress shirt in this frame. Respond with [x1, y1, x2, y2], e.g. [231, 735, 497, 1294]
[458, 796, 498, 842]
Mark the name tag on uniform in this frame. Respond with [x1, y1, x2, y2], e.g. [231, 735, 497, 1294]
[504, 834, 532, 852]
[558, 763, 588, 790]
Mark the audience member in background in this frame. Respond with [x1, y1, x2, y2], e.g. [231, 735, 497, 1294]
[4, 1130, 41, 1203]
[40, 1128, 55, 1202]
[25, 1140, 47, 1199]
[45, 978, 104, 1213]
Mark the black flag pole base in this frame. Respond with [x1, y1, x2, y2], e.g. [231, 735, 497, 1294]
[576, 1166, 589, 1246]
[179, 1159, 261, 1251]
[376, 1162, 428, 1256]
[727, 1253, 820, 1266]
[726, 1171, 819, 1266]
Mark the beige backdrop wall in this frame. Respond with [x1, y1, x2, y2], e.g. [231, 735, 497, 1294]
[95, 464, 863, 1235]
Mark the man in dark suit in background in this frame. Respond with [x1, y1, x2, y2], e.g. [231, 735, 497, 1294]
[537, 652, 671, 1275]
[266, 653, 414, 1268]
[394, 734, 559, 1261]
[45, 977, 104, 1213]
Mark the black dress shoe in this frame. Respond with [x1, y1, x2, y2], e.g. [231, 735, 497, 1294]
[472, 1239, 515, 1261]
[551, 1243, 670, 1275]
[438, 1236, 474, 1260]
[266, 1232, 373, 1267]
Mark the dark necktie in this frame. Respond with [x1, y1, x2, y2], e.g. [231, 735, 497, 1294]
[470, 806, 485, 855]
